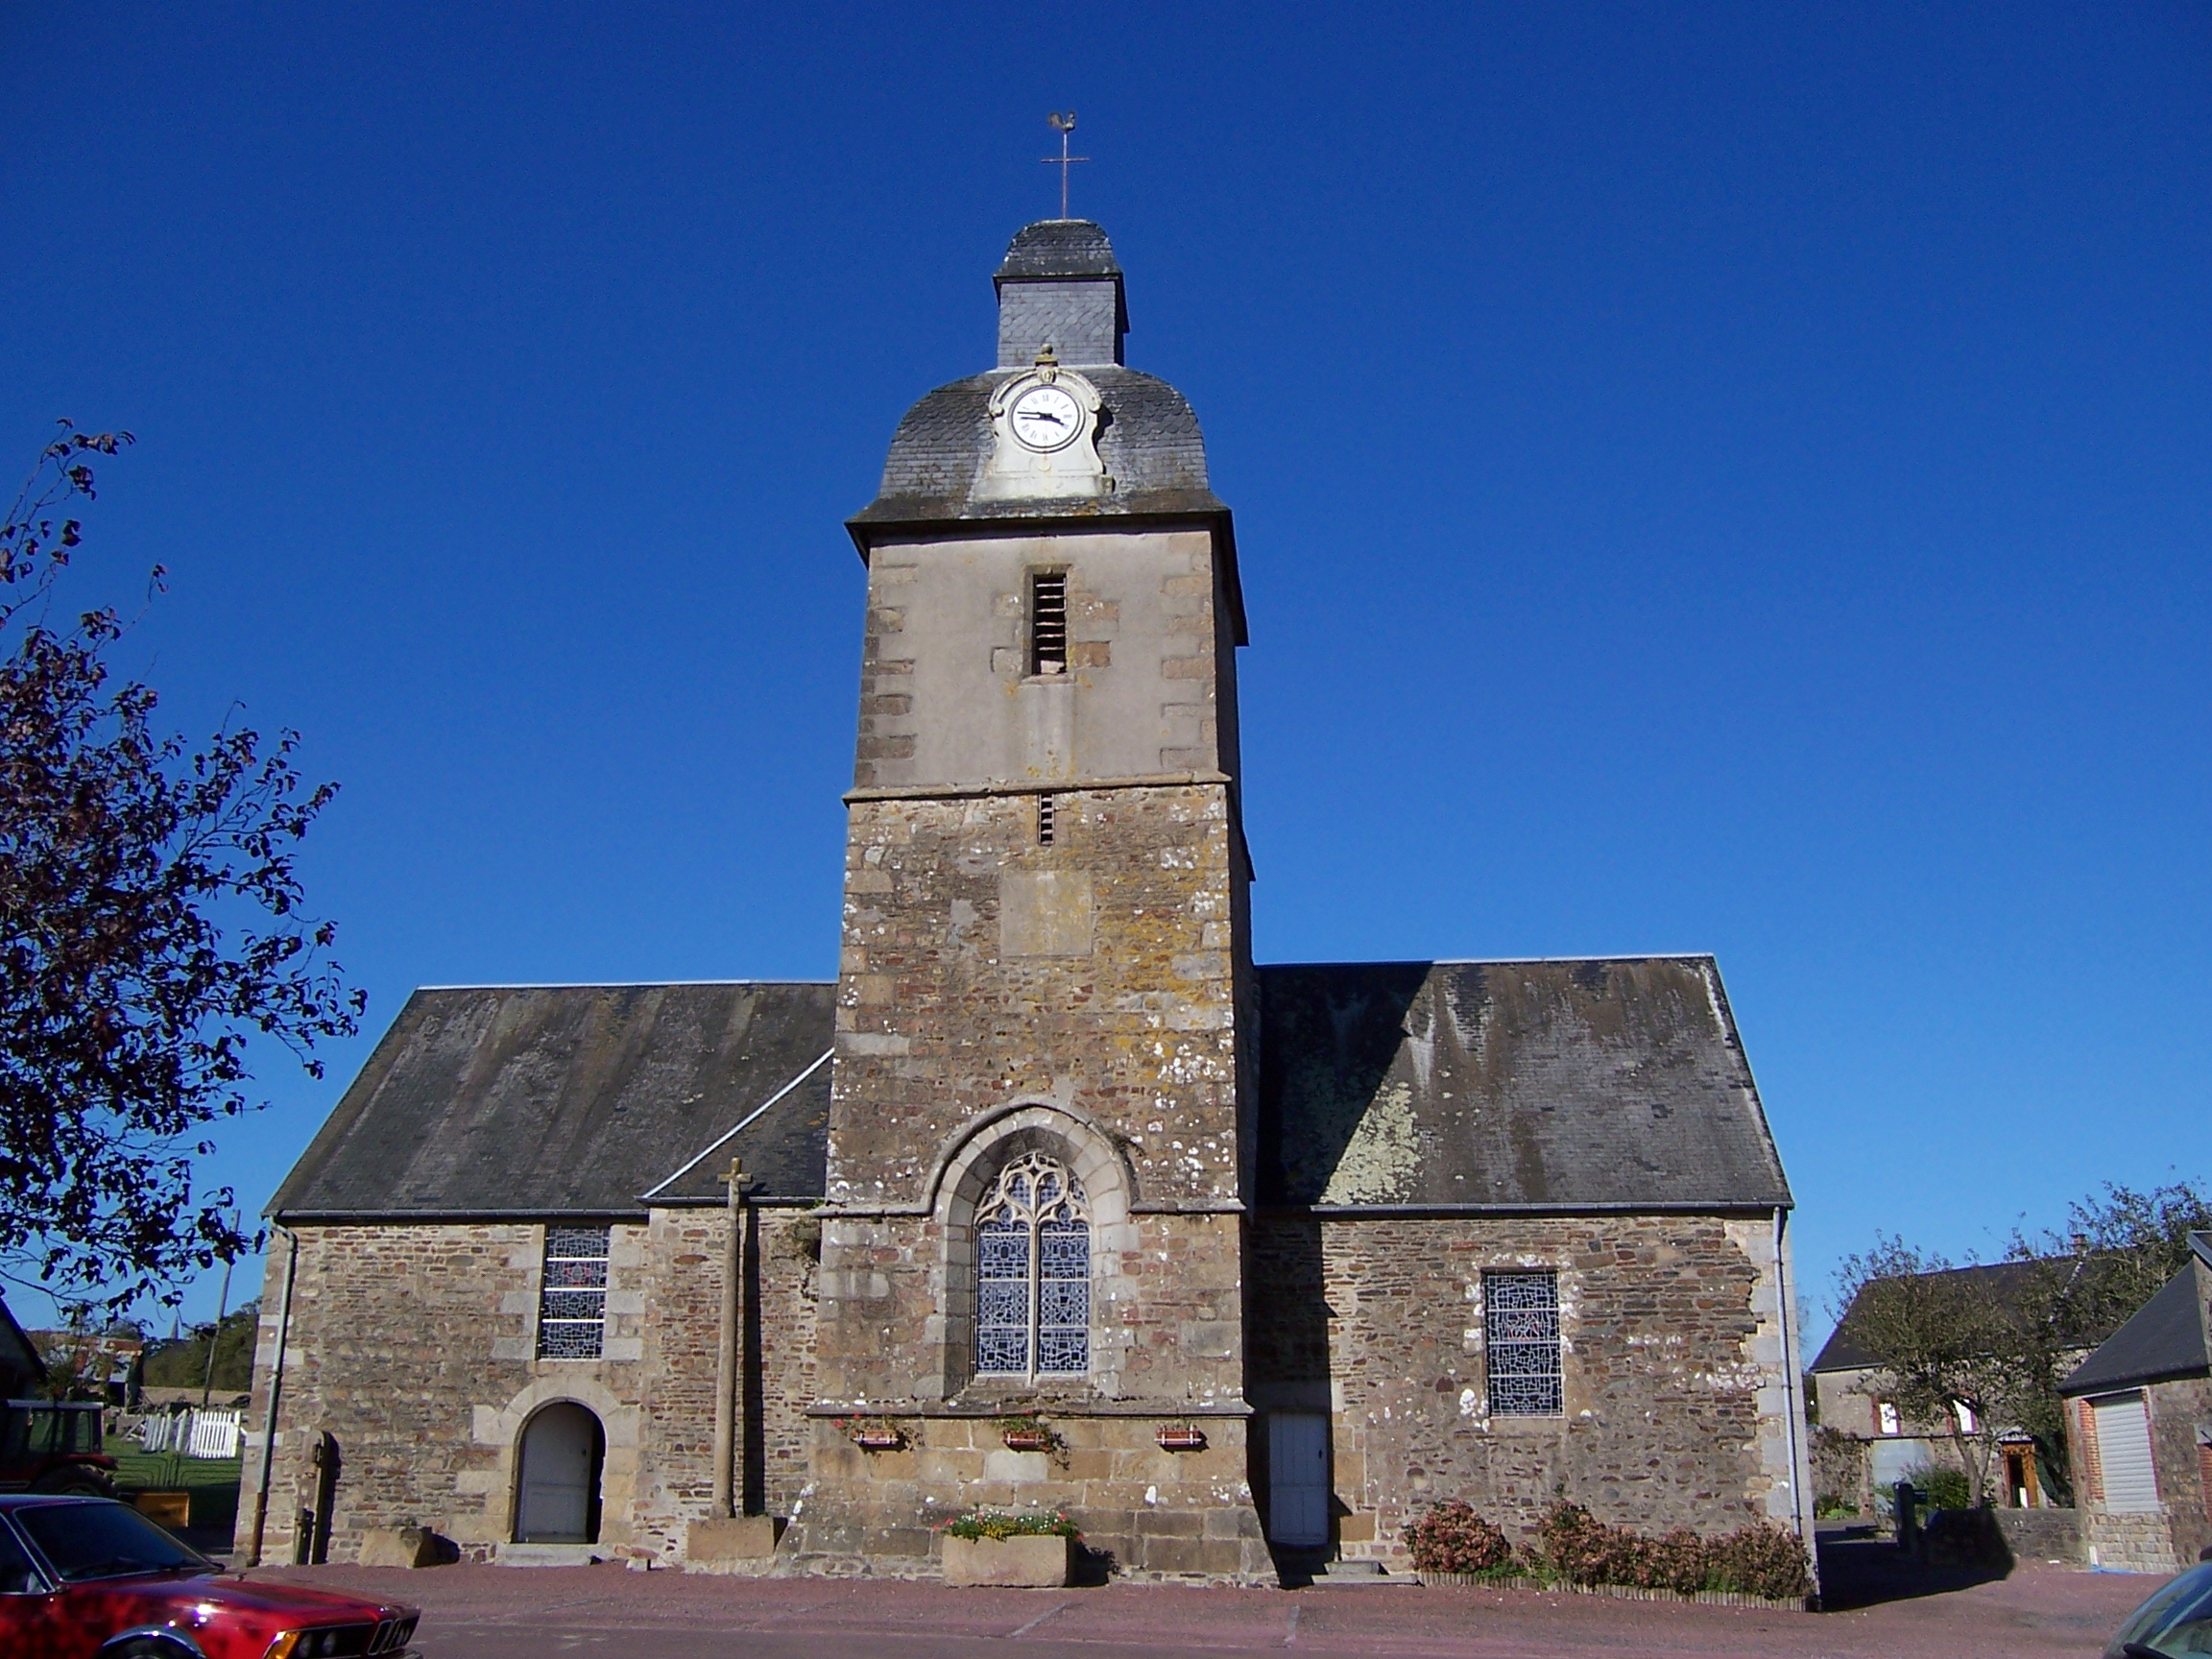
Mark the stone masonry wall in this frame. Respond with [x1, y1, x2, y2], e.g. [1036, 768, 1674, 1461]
[803, 787, 1252, 1580]
[2146, 1375, 2212, 1565]
[791, 1408, 1267, 1581]
[1247, 1213, 1808, 1569]
[829, 783, 1243, 1219]
[240, 1223, 642, 1565]
[238, 1215, 821, 1567]
[630, 1205, 821, 1561]
[818, 783, 1248, 1418]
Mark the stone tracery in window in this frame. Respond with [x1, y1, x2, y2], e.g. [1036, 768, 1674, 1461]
[974, 1151, 1091, 1377]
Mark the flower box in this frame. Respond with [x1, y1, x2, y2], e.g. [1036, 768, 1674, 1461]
[1155, 1425, 1207, 1451]
[852, 1429, 905, 1452]
[942, 1532, 1073, 1588]
[1000, 1429, 1052, 1453]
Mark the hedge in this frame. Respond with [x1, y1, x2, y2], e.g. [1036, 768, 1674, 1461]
[1406, 1501, 1811, 1602]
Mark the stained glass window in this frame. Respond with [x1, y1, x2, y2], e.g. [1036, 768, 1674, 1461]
[1484, 1270, 1562, 1416]
[537, 1225, 611, 1359]
[973, 1152, 1090, 1377]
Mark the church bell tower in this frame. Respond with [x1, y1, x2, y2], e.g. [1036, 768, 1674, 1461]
[790, 218, 1270, 1580]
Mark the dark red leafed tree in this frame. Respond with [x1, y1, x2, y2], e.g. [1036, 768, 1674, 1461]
[0, 423, 363, 1316]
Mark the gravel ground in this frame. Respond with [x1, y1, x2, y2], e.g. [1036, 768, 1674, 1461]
[245, 1544, 2164, 1659]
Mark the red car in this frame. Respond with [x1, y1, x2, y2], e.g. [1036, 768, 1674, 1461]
[0, 1494, 420, 1658]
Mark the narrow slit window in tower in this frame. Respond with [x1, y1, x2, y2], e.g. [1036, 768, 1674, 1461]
[1029, 572, 1068, 676]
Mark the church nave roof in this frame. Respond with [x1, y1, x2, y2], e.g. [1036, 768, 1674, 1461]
[266, 980, 833, 1220]
[1256, 956, 1794, 1214]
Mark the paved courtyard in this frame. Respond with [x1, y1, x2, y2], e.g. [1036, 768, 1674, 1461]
[252, 1542, 2161, 1659]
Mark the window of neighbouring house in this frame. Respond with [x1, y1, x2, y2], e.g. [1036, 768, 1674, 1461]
[1483, 1270, 1562, 1416]
[974, 1151, 1090, 1378]
[1878, 1401, 1902, 1435]
[537, 1225, 611, 1359]
[1953, 1400, 1979, 1434]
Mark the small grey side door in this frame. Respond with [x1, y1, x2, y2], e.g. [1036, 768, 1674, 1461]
[1268, 1412, 1331, 1547]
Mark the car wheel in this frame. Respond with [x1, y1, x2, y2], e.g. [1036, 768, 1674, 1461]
[29, 1468, 117, 1498]
[98, 1640, 197, 1659]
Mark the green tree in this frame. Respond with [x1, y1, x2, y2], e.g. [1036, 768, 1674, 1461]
[1831, 1238, 2024, 1505]
[1836, 1177, 2209, 1508]
[141, 1300, 259, 1395]
[0, 425, 362, 1317]
[2000, 1177, 2212, 1499]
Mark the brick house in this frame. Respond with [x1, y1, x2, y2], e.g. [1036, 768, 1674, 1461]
[2060, 1231, 2212, 1572]
[238, 218, 1813, 1584]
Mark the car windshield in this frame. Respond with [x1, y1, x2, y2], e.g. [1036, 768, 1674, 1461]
[2108, 1563, 2212, 1658]
[13, 1502, 211, 1583]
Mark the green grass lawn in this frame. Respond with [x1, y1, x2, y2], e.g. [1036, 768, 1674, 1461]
[105, 1433, 243, 1529]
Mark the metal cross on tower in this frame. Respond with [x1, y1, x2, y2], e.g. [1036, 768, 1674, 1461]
[1043, 111, 1089, 221]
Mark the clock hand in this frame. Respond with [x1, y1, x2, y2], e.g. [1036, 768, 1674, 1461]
[1021, 410, 1067, 426]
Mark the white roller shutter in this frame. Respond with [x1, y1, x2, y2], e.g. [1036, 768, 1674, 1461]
[2092, 1392, 2160, 1513]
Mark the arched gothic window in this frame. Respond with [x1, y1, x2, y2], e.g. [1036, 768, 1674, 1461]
[974, 1151, 1091, 1376]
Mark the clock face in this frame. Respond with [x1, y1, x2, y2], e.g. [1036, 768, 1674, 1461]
[1009, 382, 1085, 452]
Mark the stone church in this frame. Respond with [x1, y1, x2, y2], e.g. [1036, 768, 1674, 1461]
[237, 218, 1813, 1584]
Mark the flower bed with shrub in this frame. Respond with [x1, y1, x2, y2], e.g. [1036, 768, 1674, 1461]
[1406, 1501, 1812, 1604]
[935, 1508, 1081, 1542]
[1900, 1463, 1972, 1512]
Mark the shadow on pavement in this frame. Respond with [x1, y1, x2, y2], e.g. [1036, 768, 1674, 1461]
[1815, 1524, 2010, 1611]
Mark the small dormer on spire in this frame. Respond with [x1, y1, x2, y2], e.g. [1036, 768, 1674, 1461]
[995, 219, 1126, 369]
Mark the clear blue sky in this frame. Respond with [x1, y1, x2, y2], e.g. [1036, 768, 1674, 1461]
[4, 4, 2207, 1348]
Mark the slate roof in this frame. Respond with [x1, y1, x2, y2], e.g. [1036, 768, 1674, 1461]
[276, 956, 1792, 1223]
[1809, 1261, 2072, 1374]
[997, 219, 1121, 280]
[851, 363, 1225, 529]
[1256, 957, 1792, 1212]
[2061, 1235, 2212, 1395]
[266, 982, 834, 1219]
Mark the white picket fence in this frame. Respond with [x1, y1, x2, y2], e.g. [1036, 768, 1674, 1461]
[136, 1407, 243, 1459]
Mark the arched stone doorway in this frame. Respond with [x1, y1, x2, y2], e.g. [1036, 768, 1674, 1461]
[514, 1402, 603, 1544]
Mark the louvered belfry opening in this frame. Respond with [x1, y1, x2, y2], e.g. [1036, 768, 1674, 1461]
[1029, 571, 1068, 676]
[1036, 794, 1056, 846]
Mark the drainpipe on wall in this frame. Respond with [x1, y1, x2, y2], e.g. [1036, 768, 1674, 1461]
[247, 1224, 301, 1568]
[1773, 1208, 1809, 1544]
[711, 1160, 746, 1519]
